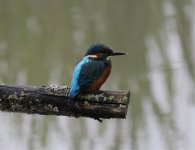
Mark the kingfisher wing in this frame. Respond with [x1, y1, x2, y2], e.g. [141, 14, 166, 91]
[68, 58, 90, 97]
[78, 60, 105, 91]
[68, 58, 105, 97]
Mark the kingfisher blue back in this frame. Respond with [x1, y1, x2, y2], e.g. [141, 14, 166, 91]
[68, 43, 127, 98]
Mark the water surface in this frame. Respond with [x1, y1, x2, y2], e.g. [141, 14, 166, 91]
[0, 1, 195, 150]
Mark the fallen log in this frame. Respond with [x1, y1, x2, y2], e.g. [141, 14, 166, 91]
[0, 84, 130, 122]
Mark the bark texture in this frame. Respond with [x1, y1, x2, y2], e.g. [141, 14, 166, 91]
[0, 84, 130, 121]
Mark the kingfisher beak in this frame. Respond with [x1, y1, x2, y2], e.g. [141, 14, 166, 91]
[112, 51, 128, 56]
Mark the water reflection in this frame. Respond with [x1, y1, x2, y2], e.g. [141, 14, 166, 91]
[0, 0, 195, 150]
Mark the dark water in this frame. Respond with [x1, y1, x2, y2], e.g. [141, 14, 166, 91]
[0, 1, 195, 150]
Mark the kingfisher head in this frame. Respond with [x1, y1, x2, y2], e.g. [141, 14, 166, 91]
[85, 43, 127, 59]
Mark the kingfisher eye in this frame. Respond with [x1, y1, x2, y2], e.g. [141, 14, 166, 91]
[104, 49, 113, 55]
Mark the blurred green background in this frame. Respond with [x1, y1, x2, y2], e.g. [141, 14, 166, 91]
[0, 0, 195, 150]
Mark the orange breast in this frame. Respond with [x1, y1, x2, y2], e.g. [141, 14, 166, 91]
[88, 65, 111, 92]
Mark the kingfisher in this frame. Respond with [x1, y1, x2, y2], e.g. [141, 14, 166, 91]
[68, 43, 127, 98]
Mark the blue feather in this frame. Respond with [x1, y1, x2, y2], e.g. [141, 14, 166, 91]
[68, 57, 91, 97]
[68, 57, 106, 98]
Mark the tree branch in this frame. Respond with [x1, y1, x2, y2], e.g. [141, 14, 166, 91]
[0, 84, 130, 121]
